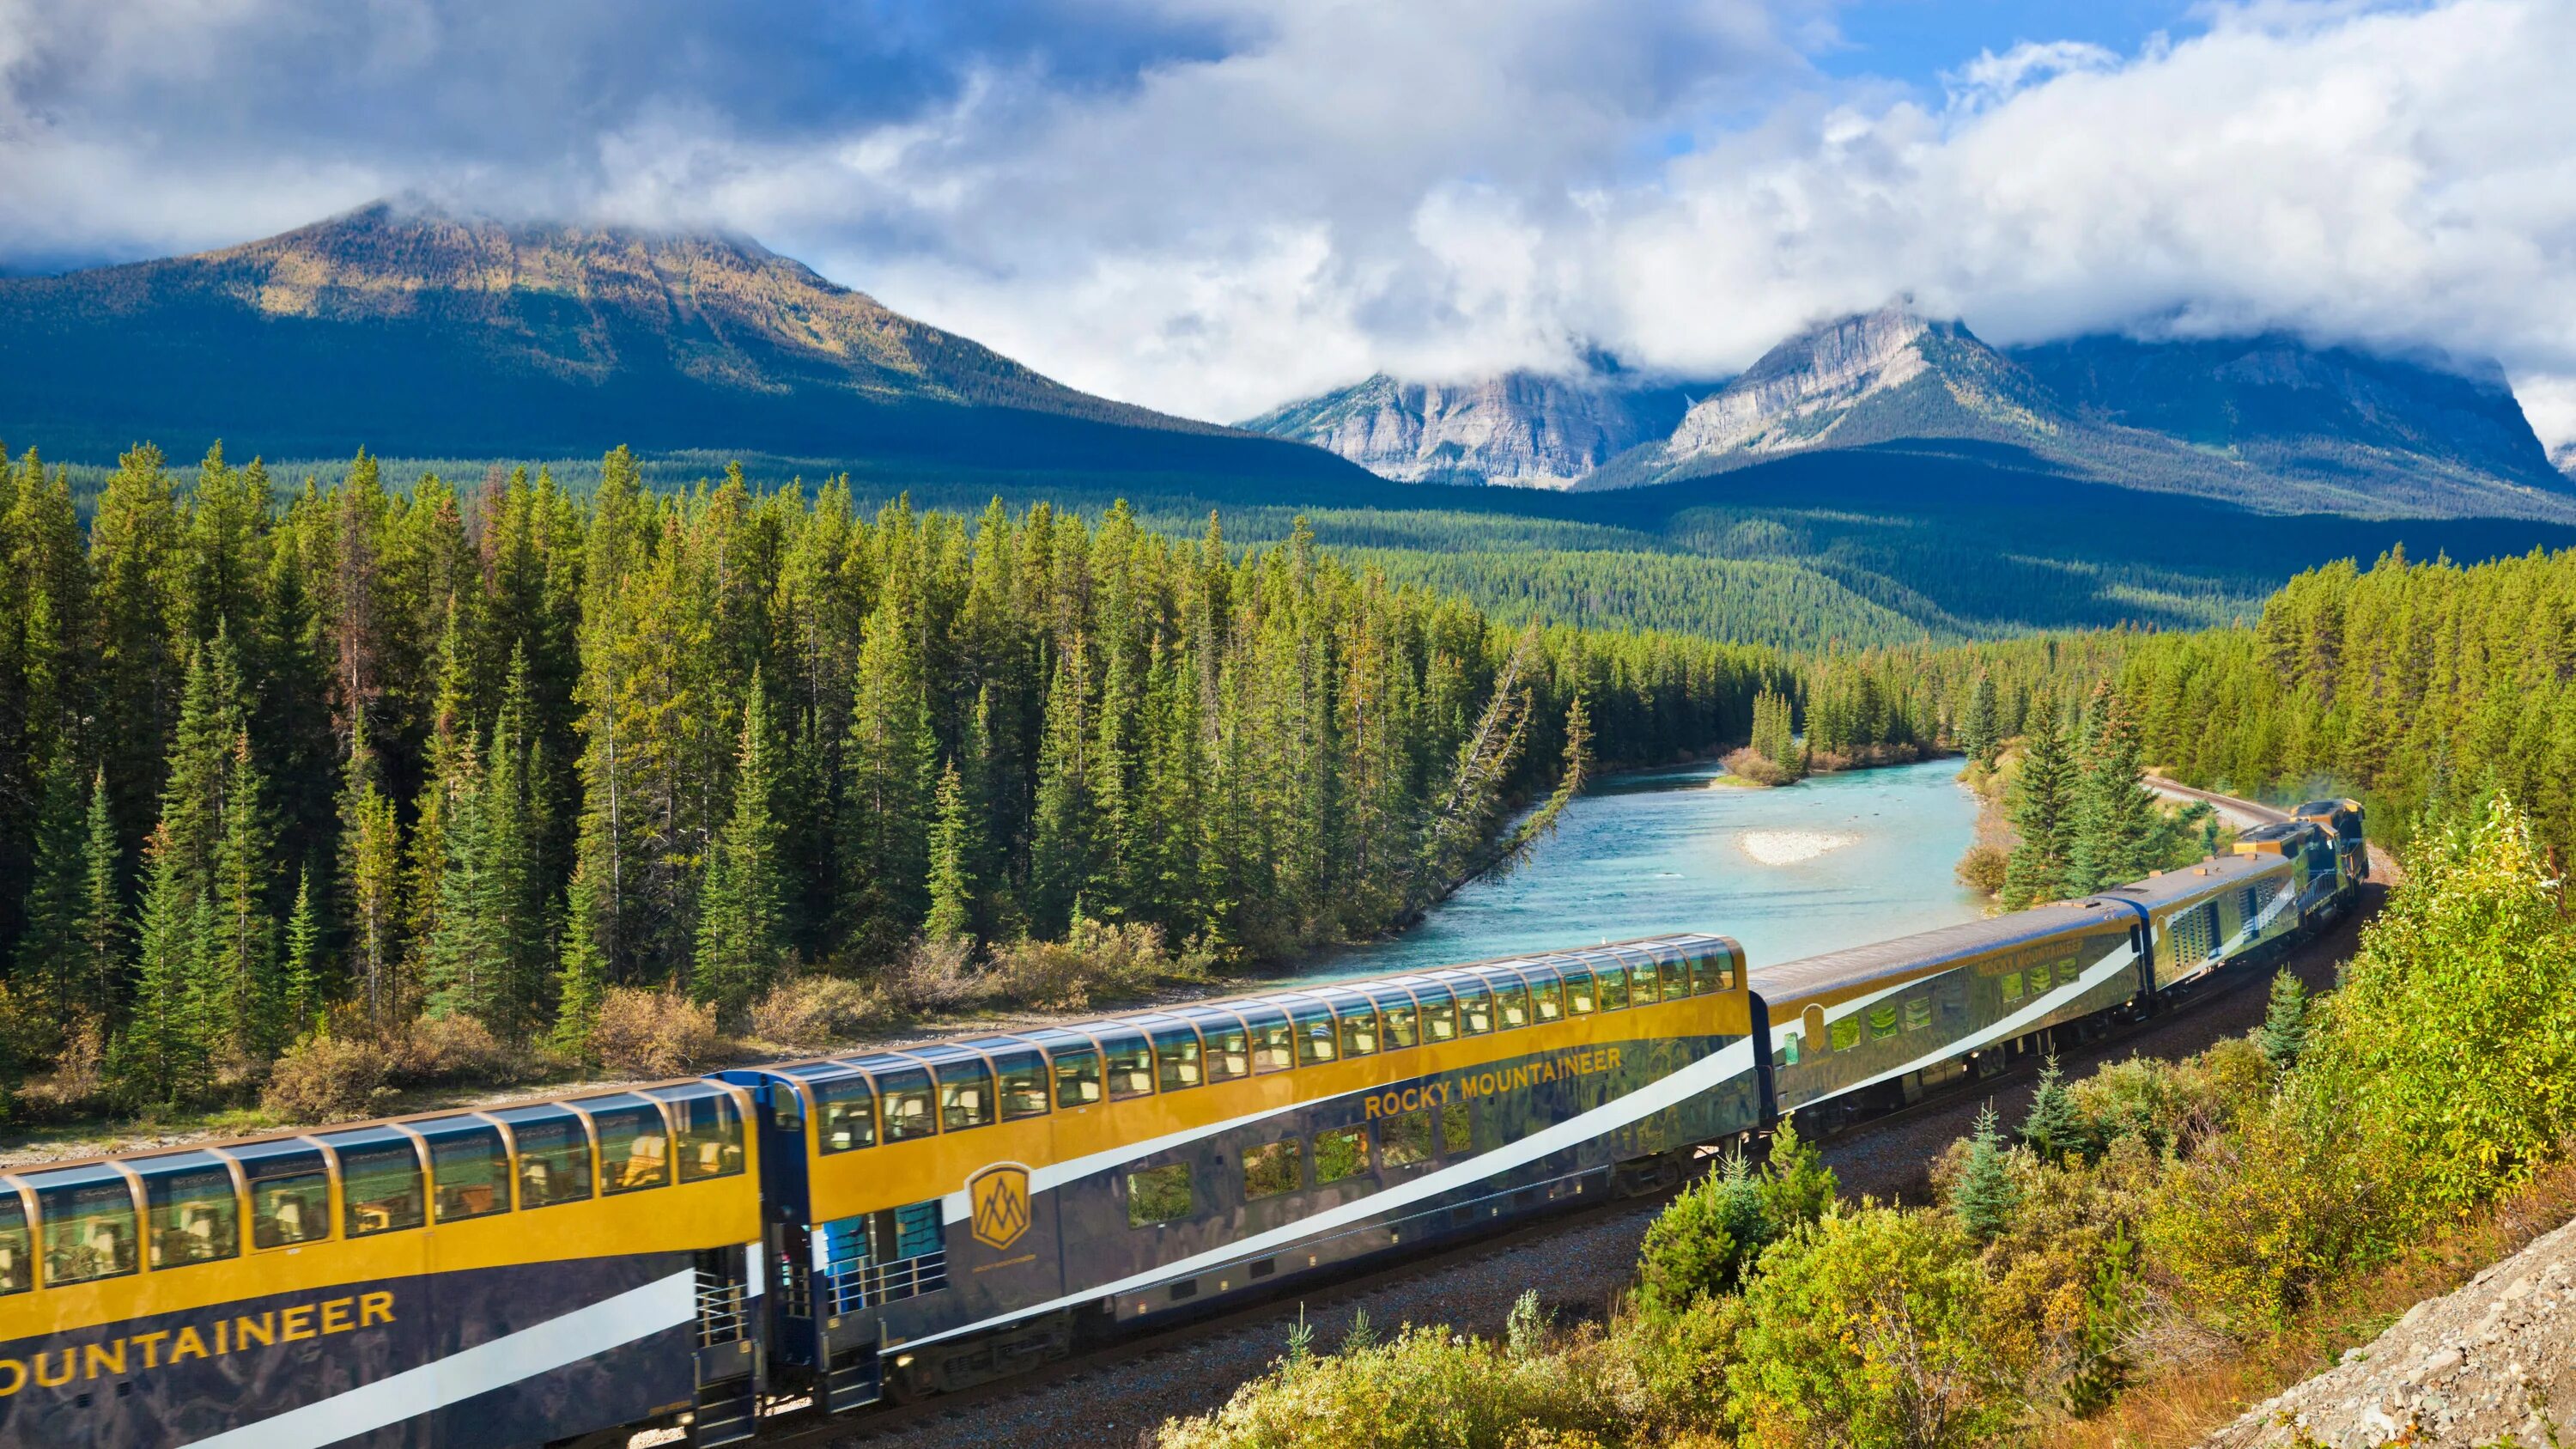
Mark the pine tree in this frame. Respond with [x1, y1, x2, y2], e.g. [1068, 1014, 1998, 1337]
[2002, 689, 2076, 909]
[924, 759, 977, 946]
[2068, 685, 2162, 893]
[1964, 674, 2001, 766]
[13, 751, 88, 1036]
[75, 766, 124, 1023]
[113, 824, 212, 1106]
[1951, 1102, 2020, 1240]
[337, 708, 404, 1027]
[2019, 1054, 2085, 1163]
[550, 864, 609, 1064]
[694, 672, 787, 1025]
[422, 728, 495, 1024]
[282, 866, 322, 1038]
[1029, 643, 1099, 936]
[2257, 970, 2312, 1073]
[209, 730, 278, 1056]
[841, 590, 933, 958]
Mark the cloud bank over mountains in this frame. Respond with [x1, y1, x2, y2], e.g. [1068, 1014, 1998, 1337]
[2, 0, 2571, 441]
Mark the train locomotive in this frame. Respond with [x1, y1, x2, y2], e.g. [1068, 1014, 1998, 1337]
[0, 801, 2365, 1448]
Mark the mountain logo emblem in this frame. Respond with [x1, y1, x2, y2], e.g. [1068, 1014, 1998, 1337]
[969, 1164, 1032, 1251]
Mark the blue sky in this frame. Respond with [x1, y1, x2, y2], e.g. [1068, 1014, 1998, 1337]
[0, 1, 2568, 441]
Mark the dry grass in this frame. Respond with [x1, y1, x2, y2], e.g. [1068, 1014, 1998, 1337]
[2045, 1159, 2576, 1448]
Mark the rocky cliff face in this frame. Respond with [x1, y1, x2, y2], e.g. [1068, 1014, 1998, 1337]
[1239, 363, 1714, 488]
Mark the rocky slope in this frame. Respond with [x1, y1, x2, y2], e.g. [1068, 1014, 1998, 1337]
[0, 200, 1357, 478]
[1238, 361, 1715, 487]
[2206, 1214, 2576, 1447]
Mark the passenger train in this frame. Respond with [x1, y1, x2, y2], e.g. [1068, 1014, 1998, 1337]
[0, 801, 2366, 1448]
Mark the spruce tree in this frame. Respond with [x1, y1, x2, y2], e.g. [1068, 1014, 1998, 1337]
[2019, 1054, 2085, 1163]
[841, 591, 933, 958]
[14, 751, 88, 1034]
[1951, 1102, 2020, 1240]
[2069, 684, 2162, 893]
[2002, 689, 2076, 909]
[337, 708, 404, 1027]
[209, 731, 278, 1056]
[282, 866, 322, 1038]
[924, 759, 977, 946]
[550, 865, 609, 1065]
[422, 728, 495, 1024]
[2257, 970, 2311, 1073]
[114, 824, 211, 1106]
[1965, 674, 2001, 767]
[1029, 644, 1099, 936]
[694, 673, 787, 1025]
[76, 766, 124, 1023]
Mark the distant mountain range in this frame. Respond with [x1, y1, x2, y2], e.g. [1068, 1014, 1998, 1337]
[1255, 304, 2576, 521]
[0, 201, 1358, 481]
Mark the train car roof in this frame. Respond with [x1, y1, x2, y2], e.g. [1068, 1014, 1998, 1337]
[1748, 899, 2120, 1002]
[2088, 849, 2290, 910]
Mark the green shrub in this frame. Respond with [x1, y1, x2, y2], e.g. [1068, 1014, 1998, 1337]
[1158, 1322, 1627, 1449]
[1637, 1154, 1770, 1316]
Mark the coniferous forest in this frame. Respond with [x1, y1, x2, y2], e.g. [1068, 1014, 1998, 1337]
[0, 442, 1785, 1112]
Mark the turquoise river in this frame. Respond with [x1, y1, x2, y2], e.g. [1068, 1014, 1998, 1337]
[1294, 756, 1985, 983]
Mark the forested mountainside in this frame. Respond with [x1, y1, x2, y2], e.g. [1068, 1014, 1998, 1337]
[0, 441, 1781, 1110]
[0, 202, 1358, 481]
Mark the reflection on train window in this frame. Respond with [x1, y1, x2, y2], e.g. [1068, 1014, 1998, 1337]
[1242, 1141, 1300, 1200]
[1099, 1033, 1157, 1099]
[1290, 1003, 1339, 1065]
[418, 1118, 511, 1220]
[1440, 1100, 1473, 1155]
[1127, 1165, 1193, 1227]
[137, 1154, 240, 1268]
[34, 1173, 137, 1286]
[1188, 1016, 1250, 1082]
[1314, 1126, 1370, 1184]
[1563, 967, 1598, 1014]
[990, 1051, 1052, 1117]
[1455, 983, 1493, 1036]
[2001, 971, 2025, 1003]
[1829, 1016, 1862, 1051]
[1418, 986, 1459, 1042]
[501, 1111, 595, 1209]
[0, 1195, 28, 1295]
[1152, 1026, 1205, 1092]
[235, 1142, 331, 1248]
[1903, 998, 1932, 1033]
[653, 1089, 746, 1180]
[1656, 957, 1686, 1002]
[937, 1059, 997, 1129]
[877, 1068, 939, 1140]
[583, 1097, 673, 1193]
[1370, 993, 1419, 1050]
[2028, 963, 2052, 993]
[1595, 964, 1629, 1012]
[1778, 1030, 1801, 1066]
[1631, 959, 1664, 1005]
[1243, 1008, 1296, 1074]
[1334, 1001, 1378, 1057]
[814, 1075, 878, 1152]
[1051, 1047, 1103, 1107]
[1528, 971, 1564, 1022]
[325, 1135, 426, 1236]
[1492, 978, 1530, 1029]
[1690, 953, 1725, 995]
[1868, 1004, 1899, 1040]
[1381, 1110, 1432, 1168]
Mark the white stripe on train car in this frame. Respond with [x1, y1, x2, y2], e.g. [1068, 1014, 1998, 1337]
[180, 1269, 696, 1449]
[906, 1037, 1762, 1353]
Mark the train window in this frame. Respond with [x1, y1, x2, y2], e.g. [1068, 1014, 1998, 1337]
[0, 1193, 27, 1295]
[232, 1142, 331, 1248]
[1151, 1025, 1205, 1092]
[812, 1075, 878, 1152]
[495, 1108, 595, 1209]
[1242, 1141, 1300, 1200]
[1779, 1030, 1801, 1066]
[1242, 1006, 1296, 1074]
[1440, 1100, 1473, 1155]
[1050, 1046, 1103, 1107]
[1656, 956, 1687, 1002]
[645, 1086, 749, 1179]
[1595, 963, 1629, 1012]
[1690, 953, 1726, 995]
[1415, 983, 1459, 1042]
[1314, 1126, 1370, 1184]
[1562, 966, 1598, 1014]
[321, 1130, 427, 1236]
[1454, 983, 1494, 1036]
[1527, 969, 1564, 1022]
[937, 1060, 998, 1129]
[1904, 998, 1932, 1033]
[2001, 971, 2025, 1003]
[1829, 1016, 1861, 1051]
[1287, 1002, 1339, 1065]
[2028, 962, 2052, 993]
[1098, 1032, 1157, 1099]
[1185, 1013, 1250, 1083]
[1332, 998, 1379, 1057]
[1368, 989, 1419, 1050]
[416, 1118, 511, 1220]
[135, 1153, 240, 1268]
[1381, 1111, 1432, 1168]
[29, 1167, 137, 1287]
[1868, 1004, 1899, 1041]
[1633, 957, 1668, 1005]
[1127, 1165, 1193, 1227]
[1491, 977, 1530, 1030]
[986, 1050, 1051, 1118]
[580, 1096, 673, 1193]
[875, 1068, 939, 1140]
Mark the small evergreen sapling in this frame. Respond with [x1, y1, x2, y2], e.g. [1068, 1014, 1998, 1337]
[2019, 1054, 2086, 1163]
[2257, 969, 2311, 1073]
[1951, 1102, 2020, 1241]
